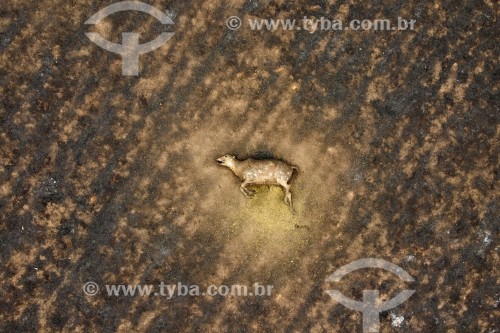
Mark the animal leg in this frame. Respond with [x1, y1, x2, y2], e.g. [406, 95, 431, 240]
[281, 183, 295, 213]
[240, 180, 253, 197]
[247, 187, 256, 195]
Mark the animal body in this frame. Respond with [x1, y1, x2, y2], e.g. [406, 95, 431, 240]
[216, 154, 299, 212]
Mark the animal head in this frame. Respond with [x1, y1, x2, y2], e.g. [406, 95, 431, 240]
[216, 154, 236, 168]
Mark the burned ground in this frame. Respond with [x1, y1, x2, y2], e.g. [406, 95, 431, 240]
[0, 0, 498, 332]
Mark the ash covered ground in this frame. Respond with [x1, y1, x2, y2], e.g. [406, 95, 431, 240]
[0, 0, 498, 332]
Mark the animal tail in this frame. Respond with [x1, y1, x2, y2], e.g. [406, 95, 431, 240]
[288, 166, 299, 185]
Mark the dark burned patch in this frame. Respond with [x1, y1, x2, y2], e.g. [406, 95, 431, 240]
[251, 150, 275, 160]
[33, 177, 63, 209]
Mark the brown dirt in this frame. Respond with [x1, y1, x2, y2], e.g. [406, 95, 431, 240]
[0, 0, 498, 332]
